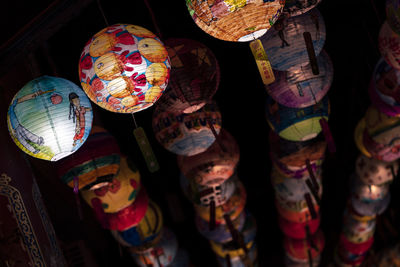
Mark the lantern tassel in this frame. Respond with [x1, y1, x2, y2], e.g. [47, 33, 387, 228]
[303, 32, 319, 75]
[305, 159, 320, 191]
[304, 193, 317, 220]
[319, 118, 336, 154]
[305, 179, 321, 206]
[209, 199, 216, 231]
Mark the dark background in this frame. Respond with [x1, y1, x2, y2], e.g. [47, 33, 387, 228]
[1, 0, 400, 266]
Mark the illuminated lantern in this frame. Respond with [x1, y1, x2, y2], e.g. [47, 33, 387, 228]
[338, 234, 374, 261]
[111, 200, 163, 249]
[180, 173, 236, 207]
[216, 243, 258, 267]
[194, 180, 246, 224]
[355, 154, 398, 185]
[260, 8, 326, 71]
[283, 0, 321, 17]
[267, 50, 333, 108]
[265, 95, 329, 141]
[7, 76, 93, 161]
[284, 229, 324, 262]
[80, 156, 141, 213]
[333, 251, 363, 267]
[386, 0, 400, 34]
[351, 174, 390, 203]
[195, 210, 246, 243]
[155, 38, 220, 114]
[105, 186, 149, 231]
[278, 214, 320, 239]
[130, 227, 178, 267]
[152, 101, 222, 156]
[186, 0, 285, 42]
[275, 197, 320, 223]
[379, 21, 400, 70]
[342, 208, 376, 244]
[57, 126, 120, 190]
[79, 24, 171, 113]
[177, 129, 240, 186]
[351, 193, 391, 217]
[269, 131, 326, 179]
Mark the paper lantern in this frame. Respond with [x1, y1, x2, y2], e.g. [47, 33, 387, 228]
[275, 197, 320, 223]
[186, 0, 285, 42]
[379, 21, 400, 70]
[283, 0, 321, 17]
[355, 154, 398, 185]
[266, 95, 329, 141]
[351, 193, 390, 217]
[7, 76, 93, 161]
[111, 200, 163, 249]
[80, 156, 141, 213]
[386, 0, 400, 34]
[177, 128, 240, 186]
[342, 208, 376, 244]
[260, 8, 326, 71]
[216, 243, 258, 267]
[334, 250, 364, 267]
[130, 227, 178, 267]
[278, 214, 320, 239]
[351, 173, 390, 203]
[284, 229, 324, 262]
[338, 234, 374, 258]
[152, 101, 222, 156]
[79, 24, 171, 113]
[267, 50, 333, 108]
[155, 38, 220, 114]
[57, 126, 120, 190]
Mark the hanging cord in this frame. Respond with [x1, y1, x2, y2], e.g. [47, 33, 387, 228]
[143, 0, 163, 40]
[96, 0, 109, 26]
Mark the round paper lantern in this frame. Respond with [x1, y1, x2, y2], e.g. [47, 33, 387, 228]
[339, 234, 374, 257]
[130, 227, 178, 267]
[155, 38, 220, 114]
[334, 249, 364, 267]
[283, 0, 321, 17]
[355, 154, 398, 185]
[342, 209, 376, 244]
[180, 173, 236, 207]
[79, 24, 171, 113]
[351, 193, 391, 217]
[379, 21, 400, 70]
[275, 198, 320, 223]
[177, 129, 240, 186]
[386, 0, 400, 34]
[351, 174, 390, 203]
[284, 229, 325, 262]
[265, 95, 329, 142]
[267, 50, 333, 108]
[260, 8, 326, 71]
[269, 131, 326, 179]
[106, 186, 149, 231]
[186, 0, 285, 42]
[111, 200, 163, 249]
[278, 214, 320, 239]
[152, 101, 222, 156]
[80, 156, 141, 213]
[216, 243, 258, 267]
[7, 76, 93, 161]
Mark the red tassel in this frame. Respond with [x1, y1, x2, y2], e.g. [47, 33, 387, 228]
[319, 118, 336, 154]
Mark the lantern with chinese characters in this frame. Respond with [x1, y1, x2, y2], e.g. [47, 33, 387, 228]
[80, 156, 141, 213]
[57, 126, 120, 190]
[7, 76, 93, 161]
[155, 38, 220, 113]
[379, 21, 400, 70]
[386, 0, 400, 34]
[186, 0, 285, 42]
[283, 0, 321, 17]
[79, 24, 171, 113]
[267, 50, 333, 108]
[278, 214, 320, 239]
[177, 128, 240, 186]
[284, 230, 325, 263]
[152, 101, 222, 156]
[265, 95, 329, 142]
[355, 154, 398, 185]
[260, 8, 325, 71]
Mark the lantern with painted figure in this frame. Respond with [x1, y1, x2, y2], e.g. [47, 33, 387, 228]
[155, 38, 220, 114]
[79, 24, 170, 113]
[152, 101, 222, 156]
[267, 50, 333, 108]
[355, 154, 398, 186]
[186, 0, 285, 42]
[260, 8, 325, 71]
[379, 21, 400, 71]
[284, 229, 325, 263]
[283, 0, 321, 17]
[7, 76, 93, 161]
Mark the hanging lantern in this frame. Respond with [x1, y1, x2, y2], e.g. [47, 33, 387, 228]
[57, 126, 120, 190]
[265, 95, 329, 142]
[7, 76, 93, 161]
[284, 229, 324, 263]
[130, 227, 178, 267]
[186, 0, 285, 42]
[177, 129, 240, 186]
[278, 214, 320, 239]
[342, 208, 376, 244]
[260, 8, 326, 71]
[152, 101, 222, 156]
[80, 156, 141, 213]
[275, 197, 319, 223]
[79, 24, 171, 113]
[283, 0, 321, 17]
[155, 38, 220, 114]
[386, 0, 400, 34]
[267, 50, 333, 108]
[350, 173, 390, 203]
[379, 21, 400, 71]
[338, 234, 374, 263]
[216, 243, 258, 267]
[355, 154, 398, 185]
[351, 193, 390, 217]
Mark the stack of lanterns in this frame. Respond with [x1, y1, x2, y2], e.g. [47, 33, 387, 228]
[260, 3, 333, 266]
[152, 37, 258, 267]
[334, 2, 400, 265]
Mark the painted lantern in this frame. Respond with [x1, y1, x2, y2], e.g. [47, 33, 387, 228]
[7, 76, 93, 161]
[355, 154, 398, 185]
[275, 197, 320, 223]
[278, 214, 320, 239]
[283, 0, 321, 17]
[152, 101, 222, 156]
[216, 243, 258, 267]
[79, 24, 171, 113]
[260, 8, 325, 71]
[379, 21, 400, 71]
[351, 193, 390, 217]
[265, 95, 329, 142]
[351, 173, 390, 203]
[386, 0, 400, 34]
[338, 234, 374, 260]
[284, 229, 324, 262]
[155, 38, 220, 114]
[343, 208, 376, 244]
[186, 0, 285, 42]
[267, 50, 333, 108]
[177, 128, 240, 186]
